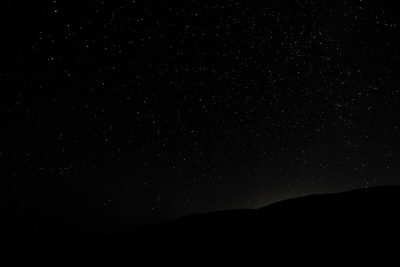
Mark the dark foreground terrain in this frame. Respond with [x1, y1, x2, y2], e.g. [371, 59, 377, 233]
[3, 186, 400, 258]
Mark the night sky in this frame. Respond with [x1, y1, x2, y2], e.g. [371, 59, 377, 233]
[3, 0, 400, 227]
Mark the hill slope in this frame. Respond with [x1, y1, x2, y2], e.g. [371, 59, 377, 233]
[3, 186, 400, 256]
[139, 186, 400, 239]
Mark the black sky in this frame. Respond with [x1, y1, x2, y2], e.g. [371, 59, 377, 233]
[2, 0, 400, 227]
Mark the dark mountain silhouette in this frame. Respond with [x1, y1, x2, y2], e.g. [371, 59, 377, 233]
[136, 186, 400, 242]
[3, 186, 400, 258]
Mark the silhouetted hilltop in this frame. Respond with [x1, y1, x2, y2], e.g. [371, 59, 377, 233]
[139, 186, 400, 240]
[3, 186, 400, 257]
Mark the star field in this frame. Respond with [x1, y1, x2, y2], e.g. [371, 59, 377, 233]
[2, 0, 400, 225]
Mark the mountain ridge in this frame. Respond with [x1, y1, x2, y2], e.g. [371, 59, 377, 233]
[3, 186, 400, 255]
